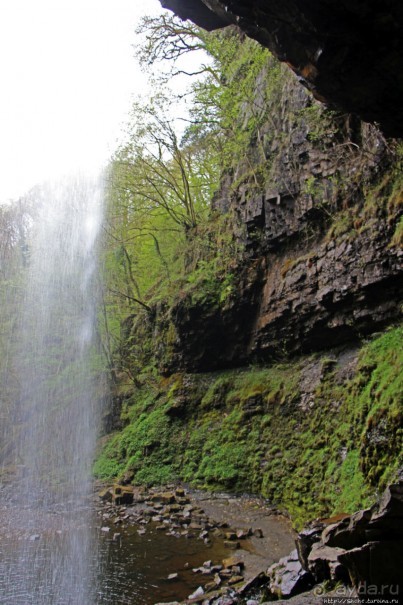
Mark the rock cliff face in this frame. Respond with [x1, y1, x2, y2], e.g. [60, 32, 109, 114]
[160, 0, 403, 137]
[97, 10, 402, 544]
[156, 63, 402, 373]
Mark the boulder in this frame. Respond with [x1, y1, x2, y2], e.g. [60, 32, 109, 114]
[295, 479, 403, 592]
[188, 586, 204, 600]
[321, 510, 371, 550]
[238, 572, 267, 596]
[98, 487, 113, 502]
[268, 549, 314, 598]
[307, 544, 349, 583]
[296, 524, 323, 568]
[339, 540, 403, 590]
[112, 485, 134, 506]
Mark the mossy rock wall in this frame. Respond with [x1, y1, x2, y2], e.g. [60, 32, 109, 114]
[94, 325, 402, 528]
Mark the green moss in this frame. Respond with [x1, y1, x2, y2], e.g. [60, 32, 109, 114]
[390, 216, 403, 249]
[333, 451, 372, 513]
[323, 146, 403, 245]
[94, 326, 402, 528]
[93, 434, 126, 480]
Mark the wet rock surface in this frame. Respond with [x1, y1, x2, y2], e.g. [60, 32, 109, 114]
[95, 484, 295, 604]
[104, 480, 403, 604]
[293, 479, 403, 596]
[267, 549, 314, 598]
[160, 0, 403, 137]
[149, 56, 402, 373]
[169, 224, 402, 371]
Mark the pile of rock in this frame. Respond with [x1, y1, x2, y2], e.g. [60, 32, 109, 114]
[182, 479, 403, 604]
[191, 556, 245, 592]
[97, 485, 259, 546]
[266, 479, 403, 600]
[97, 481, 403, 603]
[97, 484, 272, 602]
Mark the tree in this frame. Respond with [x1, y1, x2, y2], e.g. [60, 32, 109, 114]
[99, 16, 275, 381]
[135, 13, 212, 80]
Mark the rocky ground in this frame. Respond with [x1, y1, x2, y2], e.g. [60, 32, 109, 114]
[95, 479, 403, 605]
[95, 483, 296, 603]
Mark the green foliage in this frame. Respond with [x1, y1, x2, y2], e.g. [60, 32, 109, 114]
[93, 435, 124, 480]
[335, 451, 370, 513]
[298, 103, 338, 143]
[94, 327, 402, 528]
[187, 30, 282, 174]
[325, 152, 403, 244]
[94, 386, 182, 485]
[96, 13, 402, 530]
[351, 326, 403, 487]
[390, 216, 403, 248]
[100, 20, 287, 384]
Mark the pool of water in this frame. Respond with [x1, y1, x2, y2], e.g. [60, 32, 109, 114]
[97, 520, 234, 604]
[0, 505, 235, 604]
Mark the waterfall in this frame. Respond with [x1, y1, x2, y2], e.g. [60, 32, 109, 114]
[0, 174, 104, 604]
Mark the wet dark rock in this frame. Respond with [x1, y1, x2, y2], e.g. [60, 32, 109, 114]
[160, 0, 403, 137]
[339, 540, 402, 591]
[164, 222, 402, 372]
[112, 485, 134, 506]
[296, 524, 323, 569]
[223, 540, 240, 550]
[219, 570, 233, 579]
[98, 487, 113, 502]
[160, 0, 228, 31]
[238, 572, 267, 596]
[136, 35, 402, 376]
[307, 544, 348, 583]
[295, 479, 403, 592]
[267, 549, 314, 598]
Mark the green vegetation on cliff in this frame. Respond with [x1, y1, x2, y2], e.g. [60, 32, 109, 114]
[94, 326, 402, 528]
[95, 13, 402, 530]
[100, 20, 285, 362]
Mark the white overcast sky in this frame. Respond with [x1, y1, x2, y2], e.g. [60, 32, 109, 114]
[0, 0, 163, 203]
